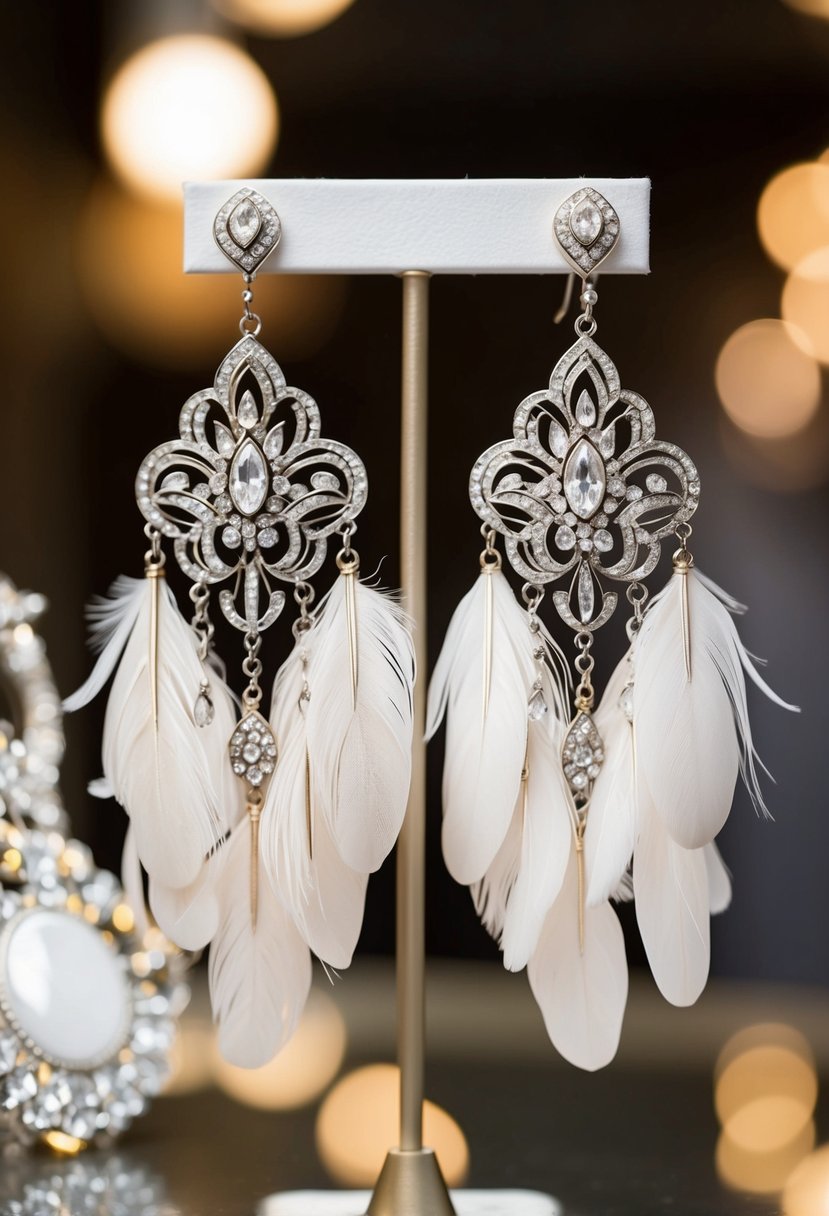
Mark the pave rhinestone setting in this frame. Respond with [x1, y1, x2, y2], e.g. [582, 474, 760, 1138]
[213, 187, 282, 275]
[553, 187, 620, 276]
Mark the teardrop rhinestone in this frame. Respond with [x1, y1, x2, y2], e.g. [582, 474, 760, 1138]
[228, 199, 262, 249]
[563, 438, 606, 519]
[194, 692, 215, 727]
[575, 389, 596, 427]
[527, 689, 548, 721]
[570, 199, 604, 247]
[229, 439, 269, 516]
[577, 560, 595, 623]
[237, 390, 258, 430]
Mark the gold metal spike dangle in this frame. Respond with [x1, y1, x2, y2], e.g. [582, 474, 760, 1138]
[561, 631, 605, 952]
[228, 633, 278, 928]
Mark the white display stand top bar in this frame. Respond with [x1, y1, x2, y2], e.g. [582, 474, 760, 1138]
[184, 178, 650, 275]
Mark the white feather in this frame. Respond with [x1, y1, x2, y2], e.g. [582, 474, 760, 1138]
[634, 566, 796, 850]
[427, 570, 543, 886]
[120, 825, 150, 943]
[261, 644, 368, 969]
[209, 818, 312, 1068]
[705, 842, 732, 915]
[305, 577, 414, 874]
[63, 577, 146, 713]
[501, 713, 572, 972]
[585, 652, 637, 907]
[634, 794, 710, 1007]
[149, 854, 224, 953]
[96, 576, 235, 888]
[528, 849, 629, 1071]
[472, 802, 523, 942]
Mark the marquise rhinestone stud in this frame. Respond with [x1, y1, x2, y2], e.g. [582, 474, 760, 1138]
[213, 187, 282, 275]
[553, 187, 620, 277]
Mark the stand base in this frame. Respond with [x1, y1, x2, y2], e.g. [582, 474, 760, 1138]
[367, 1148, 455, 1216]
[261, 1185, 560, 1216]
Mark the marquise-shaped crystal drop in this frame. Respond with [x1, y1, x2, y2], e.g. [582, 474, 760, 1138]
[228, 198, 262, 249]
[527, 688, 548, 721]
[563, 438, 606, 520]
[229, 438, 269, 516]
[570, 199, 604, 247]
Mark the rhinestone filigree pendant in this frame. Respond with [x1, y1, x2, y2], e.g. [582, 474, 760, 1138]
[228, 712, 277, 789]
[561, 711, 605, 804]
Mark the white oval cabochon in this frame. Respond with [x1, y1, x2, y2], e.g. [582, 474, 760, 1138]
[1, 909, 131, 1067]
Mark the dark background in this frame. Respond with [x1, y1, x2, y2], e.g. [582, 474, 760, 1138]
[0, 0, 826, 984]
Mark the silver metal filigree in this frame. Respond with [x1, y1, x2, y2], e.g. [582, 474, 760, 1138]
[136, 334, 368, 632]
[469, 334, 700, 630]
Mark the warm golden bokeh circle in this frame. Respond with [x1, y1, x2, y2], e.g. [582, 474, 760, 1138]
[315, 1064, 469, 1187]
[783, 1144, 829, 1215]
[782, 247, 829, 365]
[715, 319, 821, 439]
[75, 179, 346, 368]
[101, 34, 278, 203]
[213, 988, 347, 1110]
[215, 0, 357, 36]
[757, 163, 829, 270]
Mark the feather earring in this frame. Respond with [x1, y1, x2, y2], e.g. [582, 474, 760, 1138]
[67, 190, 415, 1065]
[430, 187, 796, 1069]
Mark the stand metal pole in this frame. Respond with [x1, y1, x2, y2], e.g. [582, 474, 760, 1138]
[367, 272, 455, 1216]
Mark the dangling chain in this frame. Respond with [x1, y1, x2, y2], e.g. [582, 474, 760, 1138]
[242, 631, 264, 712]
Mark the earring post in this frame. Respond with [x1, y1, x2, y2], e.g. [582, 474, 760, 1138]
[366, 270, 455, 1216]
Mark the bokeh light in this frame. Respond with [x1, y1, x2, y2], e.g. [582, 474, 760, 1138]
[781, 0, 829, 17]
[784, 1144, 829, 1214]
[214, 988, 347, 1110]
[782, 247, 829, 365]
[315, 1064, 469, 1188]
[101, 35, 278, 203]
[163, 1015, 216, 1097]
[757, 163, 829, 270]
[717, 1121, 816, 1196]
[714, 1025, 818, 1197]
[715, 319, 821, 439]
[215, 0, 357, 36]
[75, 179, 346, 368]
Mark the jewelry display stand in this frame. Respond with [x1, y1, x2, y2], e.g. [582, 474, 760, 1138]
[184, 178, 651, 1216]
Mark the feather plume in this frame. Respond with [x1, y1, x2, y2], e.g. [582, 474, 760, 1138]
[149, 855, 224, 953]
[705, 842, 732, 915]
[585, 652, 637, 907]
[634, 565, 797, 850]
[67, 574, 239, 888]
[500, 712, 572, 972]
[261, 643, 368, 968]
[209, 818, 312, 1068]
[528, 849, 629, 1071]
[121, 825, 150, 942]
[427, 569, 559, 886]
[633, 793, 710, 1007]
[306, 576, 415, 874]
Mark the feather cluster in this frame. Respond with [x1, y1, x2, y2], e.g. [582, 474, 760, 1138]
[428, 564, 796, 1070]
[67, 571, 414, 1067]
[427, 569, 628, 1071]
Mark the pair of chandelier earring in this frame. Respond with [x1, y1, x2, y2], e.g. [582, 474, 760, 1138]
[68, 186, 796, 1074]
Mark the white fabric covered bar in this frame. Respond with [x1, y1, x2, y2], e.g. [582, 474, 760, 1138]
[184, 178, 650, 275]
